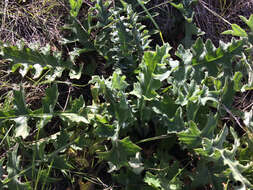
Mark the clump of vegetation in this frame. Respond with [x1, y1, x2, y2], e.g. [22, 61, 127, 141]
[0, 0, 253, 189]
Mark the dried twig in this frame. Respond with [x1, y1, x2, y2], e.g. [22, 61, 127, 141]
[222, 104, 246, 132]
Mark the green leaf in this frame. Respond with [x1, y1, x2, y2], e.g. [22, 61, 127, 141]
[179, 113, 218, 148]
[201, 113, 218, 139]
[36, 114, 53, 129]
[69, 0, 83, 18]
[222, 24, 247, 37]
[176, 45, 192, 65]
[191, 160, 225, 189]
[1, 43, 73, 81]
[6, 144, 30, 189]
[195, 126, 253, 188]
[243, 110, 253, 133]
[233, 72, 243, 91]
[219, 128, 253, 189]
[130, 82, 142, 99]
[239, 15, 253, 32]
[151, 95, 178, 118]
[90, 72, 132, 126]
[205, 39, 217, 61]
[167, 107, 185, 133]
[153, 70, 172, 81]
[214, 125, 229, 149]
[174, 37, 244, 84]
[128, 152, 144, 175]
[221, 78, 235, 109]
[33, 64, 44, 79]
[62, 22, 94, 50]
[112, 168, 147, 189]
[144, 172, 161, 189]
[143, 152, 183, 190]
[13, 86, 28, 115]
[59, 113, 89, 124]
[0, 158, 4, 180]
[135, 44, 171, 100]
[169, 0, 195, 22]
[95, 123, 116, 138]
[55, 130, 70, 150]
[112, 71, 128, 91]
[186, 101, 199, 121]
[191, 37, 205, 65]
[14, 116, 30, 139]
[69, 63, 83, 79]
[49, 156, 73, 170]
[99, 137, 141, 169]
[93, 2, 151, 72]
[178, 121, 201, 148]
[69, 95, 85, 113]
[42, 84, 58, 113]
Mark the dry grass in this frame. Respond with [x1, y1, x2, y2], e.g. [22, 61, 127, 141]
[0, 0, 67, 109]
[0, 0, 67, 46]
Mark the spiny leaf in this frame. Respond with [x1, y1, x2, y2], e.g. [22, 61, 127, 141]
[195, 126, 253, 188]
[69, 63, 83, 79]
[233, 72, 243, 91]
[221, 78, 235, 109]
[99, 137, 141, 169]
[169, 0, 195, 22]
[191, 37, 205, 65]
[178, 121, 201, 148]
[59, 113, 89, 124]
[93, 2, 151, 72]
[201, 113, 218, 139]
[179, 113, 218, 148]
[90, 72, 132, 125]
[134, 44, 171, 100]
[186, 101, 199, 121]
[95, 122, 116, 138]
[6, 144, 30, 189]
[62, 22, 94, 51]
[243, 110, 253, 133]
[239, 15, 253, 32]
[42, 84, 58, 113]
[167, 107, 185, 133]
[213, 125, 229, 149]
[191, 160, 225, 189]
[14, 116, 29, 139]
[69, 95, 85, 113]
[1, 43, 74, 81]
[112, 71, 128, 91]
[55, 130, 70, 150]
[222, 24, 248, 37]
[13, 86, 28, 115]
[69, 0, 83, 18]
[174, 37, 244, 82]
[218, 128, 253, 189]
[176, 45, 192, 65]
[144, 172, 161, 189]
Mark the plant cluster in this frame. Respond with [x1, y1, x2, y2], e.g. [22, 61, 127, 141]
[0, 0, 253, 189]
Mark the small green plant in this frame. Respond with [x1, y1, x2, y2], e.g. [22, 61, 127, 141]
[62, 0, 151, 75]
